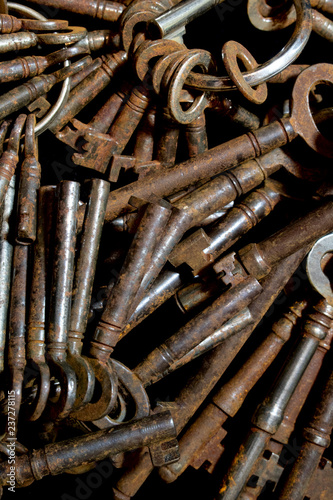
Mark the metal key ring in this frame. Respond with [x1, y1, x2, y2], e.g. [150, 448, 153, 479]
[168, 49, 214, 124]
[7, 2, 72, 135]
[184, 0, 312, 91]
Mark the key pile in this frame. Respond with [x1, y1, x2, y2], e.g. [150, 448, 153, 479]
[0, 0, 332, 498]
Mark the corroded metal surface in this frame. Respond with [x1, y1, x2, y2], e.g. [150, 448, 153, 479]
[0, 2, 332, 498]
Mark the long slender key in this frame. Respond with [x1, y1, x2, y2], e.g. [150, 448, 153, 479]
[168, 180, 283, 275]
[216, 234, 333, 500]
[0, 122, 14, 374]
[73, 199, 172, 421]
[72, 85, 151, 172]
[214, 198, 333, 286]
[159, 299, 308, 482]
[0, 56, 91, 122]
[101, 63, 333, 223]
[134, 277, 262, 387]
[3, 245, 29, 444]
[276, 246, 333, 500]
[0, 115, 26, 208]
[16, 115, 41, 245]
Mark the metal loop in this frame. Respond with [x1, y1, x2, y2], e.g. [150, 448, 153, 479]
[184, 0, 312, 91]
[167, 49, 213, 124]
[222, 41, 268, 104]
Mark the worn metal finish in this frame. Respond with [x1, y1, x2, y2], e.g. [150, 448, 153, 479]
[185, 111, 208, 157]
[24, 187, 55, 421]
[215, 198, 333, 285]
[0, 411, 177, 488]
[0, 176, 15, 374]
[0, 13, 68, 33]
[0, 43, 89, 84]
[72, 85, 151, 172]
[0, 114, 26, 208]
[240, 327, 333, 499]
[134, 277, 263, 387]
[278, 361, 333, 499]
[0, 56, 91, 122]
[44, 181, 79, 421]
[169, 180, 282, 275]
[16, 115, 41, 245]
[57, 83, 131, 150]
[133, 106, 157, 162]
[102, 64, 333, 224]
[4, 244, 28, 442]
[114, 249, 309, 499]
[50, 51, 127, 135]
[216, 235, 333, 500]
[184, 0, 312, 92]
[155, 108, 180, 168]
[24, 0, 124, 21]
[159, 299, 307, 482]
[67, 179, 109, 412]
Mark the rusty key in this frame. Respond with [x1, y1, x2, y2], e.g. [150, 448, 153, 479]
[133, 105, 157, 162]
[0, 176, 15, 375]
[277, 237, 333, 500]
[49, 51, 128, 135]
[0, 43, 88, 84]
[101, 63, 333, 224]
[56, 82, 131, 151]
[72, 84, 151, 173]
[23, 187, 55, 422]
[214, 198, 333, 287]
[0, 412, 177, 489]
[168, 179, 283, 276]
[16, 114, 41, 245]
[133, 276, 262, 387]
[240, 326, 333, 499]
[73, 198, 173, 421]
[67, 179, 110, 413]
[159, 299, 308, 482]
[25, 0, 125, 21]
[3, 245, 29, 445]
[42, 181, 79, 421]
[0, 56, 91, 122]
